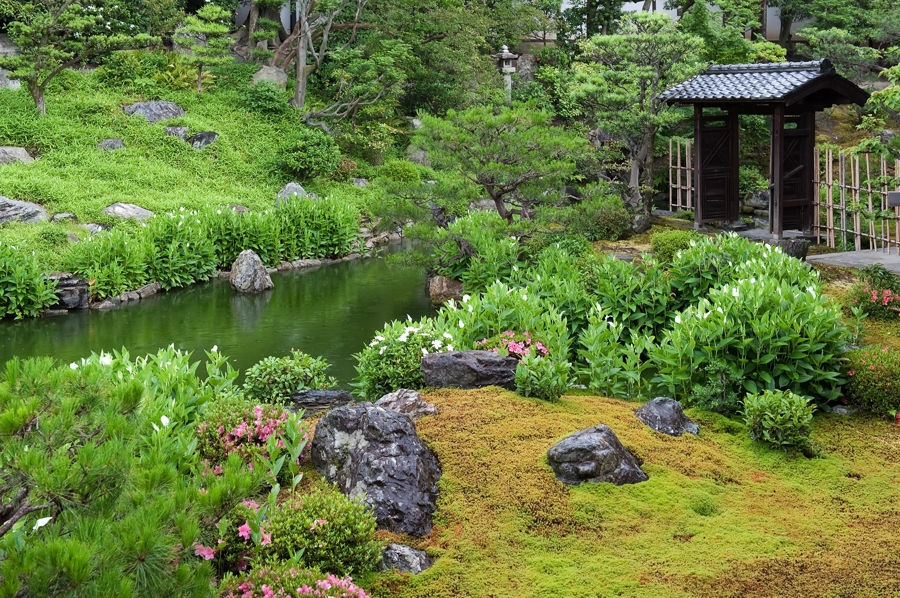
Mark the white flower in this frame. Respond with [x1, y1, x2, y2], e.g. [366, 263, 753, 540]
[69, 363, 78, 370]
[458, 319, 465, 328]
[674, 315, 681, 324]
[512, 265, 518, 272]
[431, 339, 443, 349]
[468, 305, 473, 313]
[33, 516, 53, 530]
[152, 423, 160, 432]
[443, 332, 453, 339]
[398, 334, 408, 343]
[447, 345, 454, 351]
[522, 294, 527, 302]
[462, 294, 470, 303]
[211, 345, 218, 352]
[160, 415, 170, 427]
[375, 335, 385, 342]
[421, 348, 429, 355]
[217, 209, 221, 214]
[732, 287, 739, 298]
[379, 347, 385, 355]
[99, 353, 112, 366]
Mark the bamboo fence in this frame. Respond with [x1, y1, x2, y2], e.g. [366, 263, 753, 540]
[668, 138, 694, 212]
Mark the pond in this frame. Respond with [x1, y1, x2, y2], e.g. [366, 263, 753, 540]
[0, 241, 435, 386]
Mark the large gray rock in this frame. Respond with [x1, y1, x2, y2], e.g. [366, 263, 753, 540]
[421, 350, 518, 390]
[632, 212, 651, 234]
[311, 402, 441, 537]
[276, 182, 308, 204]
[48, 272, 89, 310]
[427, 275, 463, 307]
[252, 65, 288, 89]
[0, 196, 48, 223]
[375, 389, 437, 420]
[380, 544, 432, 574]
[98, 138, 125, 151]
[187, 131, 218, 150]
[287, 389, 354, 417]
[547, 424, 648, 486]
[0, 69, 20, 91]
[744, 190, 770, 210]
[0, 147, 33, 164]
[123, 101, 185, 124]
[102, 202, 154, 221]
[635, 397, 699, 437]
[229, 249, 273, 293]
[765, 238, 810, 261]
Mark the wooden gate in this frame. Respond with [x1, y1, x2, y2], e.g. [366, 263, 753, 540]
[694, 108, 739, 223]
[779, 112, 815, 232]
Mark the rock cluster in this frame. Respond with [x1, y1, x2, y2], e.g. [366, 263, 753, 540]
[421, 350, 518, 390]
[311, 402, 441, 537]
[547, 424, 648, 486]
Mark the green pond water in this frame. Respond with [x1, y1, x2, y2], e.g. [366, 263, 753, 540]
[0, 242, 435, 386]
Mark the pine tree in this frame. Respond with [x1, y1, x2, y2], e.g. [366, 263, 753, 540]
[176, 4, 233, 92]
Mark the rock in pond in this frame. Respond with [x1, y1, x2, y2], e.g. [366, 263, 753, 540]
[98, 138, 125, 151]
[547, 424, 648, 486]
[421, 350, 518, 390]
[276, 182, 309, 204]
[48, 272, 89, 310]
[102, 202, 154, 221]
[230, 249, 273, 293]
[252, 65, 288, 89]
[0, 146, 33, 164]
[286, 389, 354, 417]
[375, 389, 437, 420]
[311, 402, 441, 537]
[380, 544, 432, 574]
[0, 196, 48, 224]
[187, 131, 218, 150]
[427, 275, 463, 307]
[123, 101, 185, 124]
[635, 397, 699, 437]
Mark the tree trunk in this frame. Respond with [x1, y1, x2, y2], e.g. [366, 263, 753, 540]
[291, 38, 314, 108]
[585, 0, 597, 37]
[197, 65, 203, 92]
[778, 11, 793, 47]
[28, 81, 46, 116]
[247, 1, 259, 44]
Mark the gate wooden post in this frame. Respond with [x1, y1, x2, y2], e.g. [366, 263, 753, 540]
[771, 104, 784, 239]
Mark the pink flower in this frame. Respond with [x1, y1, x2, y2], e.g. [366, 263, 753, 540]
[238, 522, 251, 540]
[213, 465, 223, 475]
[260, 531, 271, 546]
[194, 544, 215, 560]
[309, 519, 327, 530]
[242, 499, 259, 511]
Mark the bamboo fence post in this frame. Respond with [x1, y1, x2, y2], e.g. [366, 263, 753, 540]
[813, 146, 820, 243]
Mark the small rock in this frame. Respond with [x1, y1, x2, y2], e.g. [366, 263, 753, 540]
[753, 209, 770, 219]
[276, 182, 308, 204]
[187, 131, 218, 150]
[831, 405, 859, 416]
[123, 101, 185, 124]
[765, 238, 810, 261]
[311, 402, 441, 537]
[0, 146, 33, 164]
[410, 118, 423, 130]
[229, 204, 250, 213]
[48, 272, 89, 310]
[352, 178, 369, 188]
[51, 212, 76, 222]
[421, 350, 518, 390]
[229, 250, 274, 293]
[635, 397, 699, 437]
[98, 138, 125, 151]
[124, 291, 140, 302]
[251, 65, 288, 89]
[341, 253, 361, 261]
[286, 389, 355, 417]
[632, 212, 651, 234]
[380, 544, 432, 574]
[84, 223, 104, 234]
[165, 126, 189, 140]
[91, 298, 120, 311]
[291, 258, 322, 268]
[0, 196, 48, 224]
[375, 389, 437, 420]
[42, 309, 68, 316]
[427, 275, 463, 307]
[277, 261, 293, 271]
[218, 270, 231, 280]
[136, 282, 161, 298]
[547, 424, 648, 486]
[0, 69, 21, 91]
[67, 233, 80, 243]
[102, 202, 154, 221]
[406, 147, 429, 166]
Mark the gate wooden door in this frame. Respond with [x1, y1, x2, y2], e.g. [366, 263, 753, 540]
[695, 108, 739, 223]
[779, 112, 815, 232]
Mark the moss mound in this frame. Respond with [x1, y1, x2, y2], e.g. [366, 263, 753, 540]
[371, 389, 900, 598]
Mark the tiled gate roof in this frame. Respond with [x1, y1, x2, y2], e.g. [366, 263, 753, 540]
[659, 60, 834, 102]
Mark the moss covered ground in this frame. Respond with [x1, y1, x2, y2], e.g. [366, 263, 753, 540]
[368, 389, 900, 598]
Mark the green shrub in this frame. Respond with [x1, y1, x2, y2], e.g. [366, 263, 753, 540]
[0, 240, 59, 318]
[688, 360, 744, 416]
[380, 159, 420, 183]
[243, 349, 337, 403]
[845, 346, 900, 415]
[563, 194, 632, 242]
[739, 164, 768, 197]
[846, 264, 900, 320]
[650, 229, 701, 265]
[240, 81, 290, 115]
[146, 210, 218, 290]
[280, 128, 342, 180]
[259, 488, 381, 576]
[276, 196, 359, 261]
[354, 317, 443, 400]
[219, 565, 370, 598]
[65, 227, 149, 299]
[743, 389, 815, 452]
[652, 277, 848, 403]
[515, 353, 572, 401]
[576, 306, 654, 399]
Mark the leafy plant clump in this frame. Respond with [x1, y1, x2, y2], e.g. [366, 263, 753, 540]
[743, 389, 815, 453]
[515, 352, 572, 401]
[379, 159, 420, 183]
[561, 193, 633, 242]
[258, 488, 382, 577]
[845, 264, 900, 320]
[845, 346, 900, 415]
[650, 229, 701, 265]
[220, 566, 371, 598]
[0, 240, 59, 318]
[243, 349, 337, 403]
[689, 360, 745, 416]
[280, 127, 342, 181]
[354, 317, 448, 400]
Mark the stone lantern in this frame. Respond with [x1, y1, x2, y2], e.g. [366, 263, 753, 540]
[492, 44, 519, 104]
